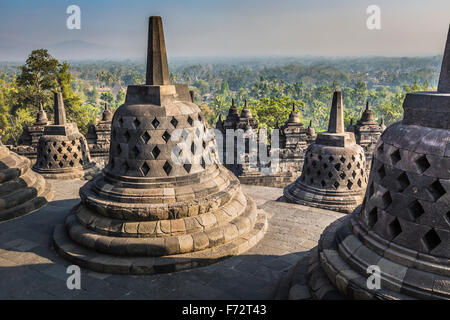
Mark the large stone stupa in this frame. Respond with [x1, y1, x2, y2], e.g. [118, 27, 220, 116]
[33, 92, 97, 179]
[295, 25, 450, 300]
[0, 140, 53, 221]
[52, 16, 267, 275]
[283, 91, 368, 213]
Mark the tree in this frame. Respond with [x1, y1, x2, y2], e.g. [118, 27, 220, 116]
[15, 49, 59, 114]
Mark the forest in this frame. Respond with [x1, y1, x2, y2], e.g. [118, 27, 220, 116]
[0, 49, 441, 143]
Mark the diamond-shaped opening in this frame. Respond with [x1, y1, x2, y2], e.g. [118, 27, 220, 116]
[79, 159, 84, 165]
[352, 171, 357, 179]
[347, 180, 353, 190]
[47, 148, 51, 153]
[347, 163, 352, 170]
[191, 142, 197, 155]
[170, 117, 178, 128]
[422, 229, 441, 252]
[446, 211, 450, 225]
[309, 177, 314, 184]
[357, 162, 361, 169]
[72, 140, 76, 146]
[323, 163, 328, 169]
[388, 218, 402, 238]
[427, 180, 446, 202]
[69, 160, 74, 167]
[328, 172, 333, 178]
[316, 170, 321, 176]
[151, 146, 161, 159]
[198, 114, 202, 122]
[141, 131, 151, 144]
[162, 130, 171, 143]
[63, 154, 68, 160]
[381, 191, 392, 208]
[396, 172, 410, 192]
[118, 117, 124, 126]
[390, 149, 401, 164]
[74, 153, 78, 159]
[195, 127, 201, 137]
[369, 183, 375, 197]
[53, 154, 58, 161]
[321, 180, 326, 187]
[318, 155, 323, 161]
[77, 145, 81, 151]
[333, 181, 340, 189]
[377, 165, 386, 179]
[140, 162, 150, 176]
[202, 140, 207, 149]
[357, 179, 362, 188]
[163, 161, 172, 175]
[200, 157, 206, 169]
[152, 118, 160, 129]
[52, 142, 57, 147]
[124, 131, 131, 142]
[334, 163, 341, 171]
[48, 163, 53, 168]
[367, 207, 378, 228]
[57, 147, 63, 153]
[183, 163, 192, 173]
[340, 172, 346, 179]
[415, 155, 430, 173]
[181, 129, 189, 141]
[132, 146, 140, 158]
[187, 116, 194, 126]
[351, 155, 356, 161]
[133, 117, 141, 128]
[340, 156, 346, 163]
[58, 161, 64, 168]
[312, 160, 317, 168]
[67, 146, 72, 152]
[408, 200, 425, 220]
[62, 141, 66, 147]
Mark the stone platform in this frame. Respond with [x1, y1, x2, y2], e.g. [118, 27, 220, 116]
[0, 180, 343, 299]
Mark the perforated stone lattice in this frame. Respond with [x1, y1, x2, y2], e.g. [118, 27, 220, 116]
[359, 137, 450, 257]
[36, 137, 92, 170]
[300, 147, 367, 191]
[108, 112, 217, 177]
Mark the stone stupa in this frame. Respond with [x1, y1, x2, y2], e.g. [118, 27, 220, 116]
[52, 16, 267, 275]
[283, 91, 368, 213]
[86, 102, 114, 166]
[0, 139, 53, 221]
[33, 91, 97, 179]
[295, 25, 450, 300]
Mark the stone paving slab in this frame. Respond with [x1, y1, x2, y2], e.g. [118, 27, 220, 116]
[0, 180, 343, 299]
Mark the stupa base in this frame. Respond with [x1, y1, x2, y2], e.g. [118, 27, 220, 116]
[53, 211, 268, 275]
[33, 164, 100, 180]
[288, 213, 449, 300]
[283, 182, 363, 214]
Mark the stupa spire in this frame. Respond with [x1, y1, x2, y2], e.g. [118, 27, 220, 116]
[146, 16, 170, 86]
[438, 24, 450, 93]
[365, 101, 370, 111]
[54, 91, 66, 125]
[327, 90, 344, 133]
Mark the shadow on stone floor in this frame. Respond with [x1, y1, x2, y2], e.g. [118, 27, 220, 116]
[0, 197, 328, 300]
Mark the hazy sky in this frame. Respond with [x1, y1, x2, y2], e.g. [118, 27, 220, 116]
[0, 0, 449, 61]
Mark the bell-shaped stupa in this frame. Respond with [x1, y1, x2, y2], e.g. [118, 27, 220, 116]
[302, 25, 450, 300]
[33, 91, 97, 179]
[283, 91, 368, 213]
[52, 16, 267, 275]
[0, 140, 53, 221]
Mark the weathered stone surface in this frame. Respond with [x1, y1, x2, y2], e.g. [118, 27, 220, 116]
[52, 16, 267, 275]
[283, 91, 368, 213]
[289, 27, 450, 300]
[32, 92, 98, 180]
[86, 103, 113, 167]
[0, 141, 53, 221]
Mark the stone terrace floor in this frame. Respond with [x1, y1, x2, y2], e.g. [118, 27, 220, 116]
[0, 180, 343, 299]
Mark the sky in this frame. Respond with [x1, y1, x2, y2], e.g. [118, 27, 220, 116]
[0, 0, 449, 61]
